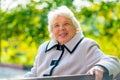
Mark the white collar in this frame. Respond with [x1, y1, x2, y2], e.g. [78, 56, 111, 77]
[45, 32, 84, 54]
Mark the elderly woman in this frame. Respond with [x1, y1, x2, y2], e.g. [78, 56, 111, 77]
[25, 6, 120, 80]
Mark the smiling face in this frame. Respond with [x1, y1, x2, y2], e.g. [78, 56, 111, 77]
[51, 15, 76, 44]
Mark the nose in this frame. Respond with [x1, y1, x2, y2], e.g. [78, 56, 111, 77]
[59, 26, 65, 30]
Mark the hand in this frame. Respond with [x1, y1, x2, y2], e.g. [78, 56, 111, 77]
[86, 66, 105, 80]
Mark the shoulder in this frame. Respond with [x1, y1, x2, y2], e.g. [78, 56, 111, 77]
[83, 37, 99, 45]
[83, 37, 97, 43]
[38, 41, 50, 52]
[35, 41, 50, 60]
[81, 37, 100, 49]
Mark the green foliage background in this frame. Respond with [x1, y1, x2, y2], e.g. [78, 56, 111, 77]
[0, 0, 120, 66]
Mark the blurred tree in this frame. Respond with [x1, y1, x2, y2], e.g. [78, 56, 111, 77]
[0, 1, 120, 66]
[78, 2, 120, 58]
[0, 0, 74, 65]
[1, 0, 74, 45]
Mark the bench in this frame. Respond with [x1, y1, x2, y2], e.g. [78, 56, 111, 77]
[15, 73, 120, 80]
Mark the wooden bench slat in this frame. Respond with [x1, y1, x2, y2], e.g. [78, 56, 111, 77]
[14, 73, 120, 80]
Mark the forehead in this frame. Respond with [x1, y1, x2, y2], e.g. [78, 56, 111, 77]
[53, 15, 72, 24]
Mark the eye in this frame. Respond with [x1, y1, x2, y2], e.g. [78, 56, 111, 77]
[54, 24, 59, 28]
[64, 23, 70, 26]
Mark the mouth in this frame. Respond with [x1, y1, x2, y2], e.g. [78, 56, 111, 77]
[59, 33, 68, 38]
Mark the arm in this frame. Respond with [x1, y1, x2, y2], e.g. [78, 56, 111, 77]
[84, 38, 120, 79]
[95, 56, 120, 78]
[24, 54, 39, 77]
[24, 41, 49, 77]
[87, 56, 120, 80]
[24, 43, 45, 77]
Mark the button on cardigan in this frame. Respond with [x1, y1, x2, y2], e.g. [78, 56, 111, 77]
[24, 32, 120, 78]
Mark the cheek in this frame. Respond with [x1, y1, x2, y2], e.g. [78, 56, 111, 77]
[52, 30, 58, 37]
[69, 28, 76, 36]
[68, 27, 75, 32]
